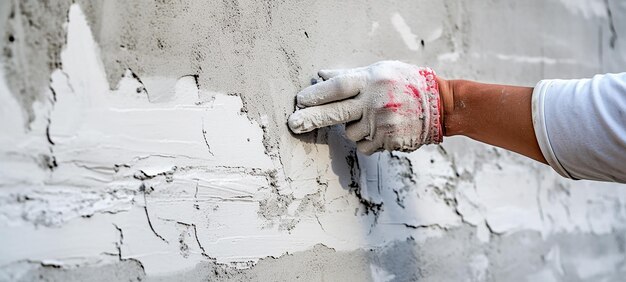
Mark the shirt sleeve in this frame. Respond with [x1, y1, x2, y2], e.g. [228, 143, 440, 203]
[532, 73, 626, 183]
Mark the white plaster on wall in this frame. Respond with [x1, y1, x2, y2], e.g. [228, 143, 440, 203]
[554, 0, 608, 19]
[370, 264, 395, 282]
[0, 5, 459, 275]
[390, 13, 420, 51]
[1, 1, 626, 280]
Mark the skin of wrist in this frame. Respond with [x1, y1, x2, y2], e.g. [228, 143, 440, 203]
[433, 77, 547, 164]
[436, 77, 464, 137]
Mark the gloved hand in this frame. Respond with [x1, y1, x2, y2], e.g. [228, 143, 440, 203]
[288, 61, 443, 155]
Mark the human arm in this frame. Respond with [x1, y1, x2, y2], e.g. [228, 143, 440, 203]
[287, 60, 544, 163]
[437, 78, 547, 164]
[288, 61, 626, 183]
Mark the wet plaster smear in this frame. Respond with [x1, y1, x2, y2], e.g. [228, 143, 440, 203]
[1, 0, 626, 281]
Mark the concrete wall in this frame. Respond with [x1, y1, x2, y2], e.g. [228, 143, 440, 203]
[1, 0, 625, 281]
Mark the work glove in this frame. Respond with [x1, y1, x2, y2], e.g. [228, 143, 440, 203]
[287, 60, 443, 155]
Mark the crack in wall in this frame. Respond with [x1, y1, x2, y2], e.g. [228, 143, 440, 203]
[346, 149, 384, 220]
[176, 222, 191, 258]
[127, 69, 149, 98]
[191, 223, 207, 256]
[201, 119, 215, 156]
[113, 223, 124, 260]
[402, 222, 450, 231]
[141, 184, 168, 244]
[133, 167, 177, 183]
[42, 78, 60, 171]
[388, 152, 418, 209]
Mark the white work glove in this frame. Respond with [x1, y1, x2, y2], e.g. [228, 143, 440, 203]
[288, 61, 443, 155]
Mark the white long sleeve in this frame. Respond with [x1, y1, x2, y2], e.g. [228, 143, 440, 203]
[532, 73, 626, 183]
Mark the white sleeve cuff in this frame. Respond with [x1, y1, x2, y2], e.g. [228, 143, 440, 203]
[531, 79, 575, 179]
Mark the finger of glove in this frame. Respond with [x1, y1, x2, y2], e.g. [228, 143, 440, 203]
[296, 73, 364, 108]
[288, 100, 362, 134]
[318, 69, 348, 80]
[345, 118, 371, 142]
[356, 134, 384, 155]
[319, 67, 369, 80]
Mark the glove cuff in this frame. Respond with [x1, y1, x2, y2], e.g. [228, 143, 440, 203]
[419, 67, 443, 145]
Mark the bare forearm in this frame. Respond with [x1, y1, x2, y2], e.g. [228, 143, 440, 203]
[438, 79, 547, 164]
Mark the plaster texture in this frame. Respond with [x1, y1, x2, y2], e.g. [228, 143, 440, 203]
[1, 0, 626, 281]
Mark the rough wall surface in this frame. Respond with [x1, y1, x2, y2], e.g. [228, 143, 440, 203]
[1, 0, 626, 281]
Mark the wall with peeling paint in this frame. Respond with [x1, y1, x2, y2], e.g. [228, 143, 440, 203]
[1, 0, 626, 281]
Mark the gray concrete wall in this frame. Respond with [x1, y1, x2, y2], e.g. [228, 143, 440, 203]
[1, 0, 625, 281]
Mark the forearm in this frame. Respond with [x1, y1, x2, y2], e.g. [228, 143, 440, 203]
[438, 79, 547, 164]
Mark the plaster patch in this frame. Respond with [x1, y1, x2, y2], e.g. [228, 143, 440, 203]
[0, 67, 24, 138]
[0, 68, 54, 187]
[525, 268, 559, 282]
[463, 162, 543, 233]
[476, 221, 491, 243]
[554, 0, 607, 18]
[571, 253, 624, 280]
[468, 253, 489, 281]
[545, 246, 564, 276]
[494, 53, 577, 65]
[370, 264, 395, 282]
[390, 13, 420, 51]
[369, 21, 380, 36]
[424, 27, 443, 42]
[456, 181, 483, 226]
[0, 4, 469, 275]
[141, 76, 180, 103]
[0, 214, 118, 266]
[437, 52, 461, 62]
[0, 186, 134, 227]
